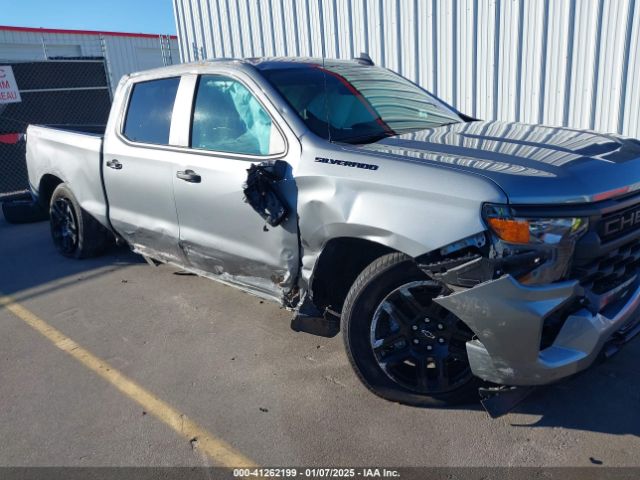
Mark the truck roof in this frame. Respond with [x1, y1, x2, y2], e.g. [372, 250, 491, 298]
[245, 57, 371, 70]
[126, 56, 373, 79]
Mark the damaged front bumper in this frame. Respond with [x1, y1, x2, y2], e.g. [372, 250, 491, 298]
[435, 274, 640, 385]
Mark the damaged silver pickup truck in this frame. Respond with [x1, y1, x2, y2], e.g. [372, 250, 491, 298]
[24, 56, 640, 407]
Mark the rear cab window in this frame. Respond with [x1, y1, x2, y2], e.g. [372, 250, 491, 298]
[123, 77, 180, 145]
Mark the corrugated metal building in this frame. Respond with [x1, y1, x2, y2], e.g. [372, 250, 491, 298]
[0, 26, 179, 92]
[173, 0, 640, 138]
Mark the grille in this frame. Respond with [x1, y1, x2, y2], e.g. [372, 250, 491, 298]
[599, 202, 640, 243]
[571, 238, 640, 295]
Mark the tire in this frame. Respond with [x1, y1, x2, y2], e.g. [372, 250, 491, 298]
[342, 252, 480, 407]
[2, 200, 49, 224]
[49, 183, 112, 258]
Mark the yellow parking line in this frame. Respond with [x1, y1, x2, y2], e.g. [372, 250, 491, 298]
[0, 294, 257, 468]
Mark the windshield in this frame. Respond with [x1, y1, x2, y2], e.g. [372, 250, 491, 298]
[258, 62, 463, 144]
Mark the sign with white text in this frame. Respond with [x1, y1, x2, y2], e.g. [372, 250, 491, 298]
[0, 66, 21, 104]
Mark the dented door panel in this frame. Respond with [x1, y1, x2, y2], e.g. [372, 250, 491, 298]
[171, 153, 300, 302]
[170, 70, 303, 303]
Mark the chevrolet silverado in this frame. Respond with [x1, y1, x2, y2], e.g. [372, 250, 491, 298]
[22, 56, 640, 407]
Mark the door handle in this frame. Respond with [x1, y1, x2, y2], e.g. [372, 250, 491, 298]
[106, 159, 122, 170]
[176, 169, 201, 183]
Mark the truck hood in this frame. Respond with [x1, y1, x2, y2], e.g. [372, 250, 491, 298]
[357, 121, 640, 204]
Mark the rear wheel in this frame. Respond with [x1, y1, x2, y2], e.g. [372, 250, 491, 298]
[342, 252, 480, 406]
[49, 183, 112, 258]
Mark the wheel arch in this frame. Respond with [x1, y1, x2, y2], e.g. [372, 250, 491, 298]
[304, 226, 491, 316]
[308, 236, 405, 314]
[37, 174, 64, 210]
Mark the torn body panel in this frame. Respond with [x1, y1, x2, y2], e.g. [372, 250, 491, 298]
[420, 223, 640, 386]
[132, 242, 287, 303]
[180, 240, 296, 301]
[435, 273, 640, 385]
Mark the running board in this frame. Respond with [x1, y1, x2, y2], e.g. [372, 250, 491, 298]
[291, 313, 339, 337]
[478, 385, 535, 418]
[142, 255, 162, 267]
[290, 298, 340, 338]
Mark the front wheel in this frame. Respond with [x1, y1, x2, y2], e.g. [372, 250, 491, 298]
[49, 183, 112, 258]
[341, 253, 480, 406]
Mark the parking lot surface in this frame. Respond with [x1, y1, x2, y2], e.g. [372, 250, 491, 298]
[1, 211, 640, 468]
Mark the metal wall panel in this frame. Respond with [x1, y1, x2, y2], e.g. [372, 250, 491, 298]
[0, 28, 180, 93]
[624, 0, 640, 137]
[174, 0, 640, 138]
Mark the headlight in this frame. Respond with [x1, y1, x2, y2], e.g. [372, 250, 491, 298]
[482, 204, 588, 245]
[482, 203, 589, 284]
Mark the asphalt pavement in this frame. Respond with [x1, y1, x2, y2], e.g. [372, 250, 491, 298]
[1, 210, 639, 468]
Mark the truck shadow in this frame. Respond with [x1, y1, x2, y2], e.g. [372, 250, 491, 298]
[500, 346, 640, 436]
[0, 213, 143, 301]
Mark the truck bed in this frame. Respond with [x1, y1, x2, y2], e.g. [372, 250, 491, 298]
[26, 124, 109, 227]
[39, 124, 106, 135]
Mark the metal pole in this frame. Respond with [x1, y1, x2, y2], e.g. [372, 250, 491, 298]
[192, 42, 199, 61]
[166, 35, 174, 65]
[99, 34, 114, 101]
[159, 35, 166, 66]
[40, 31, 48, 60]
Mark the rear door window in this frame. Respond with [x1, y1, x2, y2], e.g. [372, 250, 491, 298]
[190, 75, 285, 156]
[123, 77, 180, 145]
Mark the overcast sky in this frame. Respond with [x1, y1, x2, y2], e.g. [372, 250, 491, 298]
[2, 0, 176, 35]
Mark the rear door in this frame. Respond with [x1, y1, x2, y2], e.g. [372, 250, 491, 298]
[103, 75, 186, 264]
[170, 72, 301, 302]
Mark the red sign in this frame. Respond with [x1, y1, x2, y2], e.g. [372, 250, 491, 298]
[0, 133, 22, 144]
[0, 66, 21, 104]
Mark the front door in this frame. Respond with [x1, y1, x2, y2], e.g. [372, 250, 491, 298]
[171, 74, 300, 302]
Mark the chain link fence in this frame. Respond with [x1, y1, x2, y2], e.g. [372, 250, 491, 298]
[0, 58, 111, 198]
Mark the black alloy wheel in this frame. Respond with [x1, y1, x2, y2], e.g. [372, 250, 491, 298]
[50, 196, 79, 255]
[370, 280, 474, 395]
[48, 183, 113, 259]
[342, 252, 480, 406]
